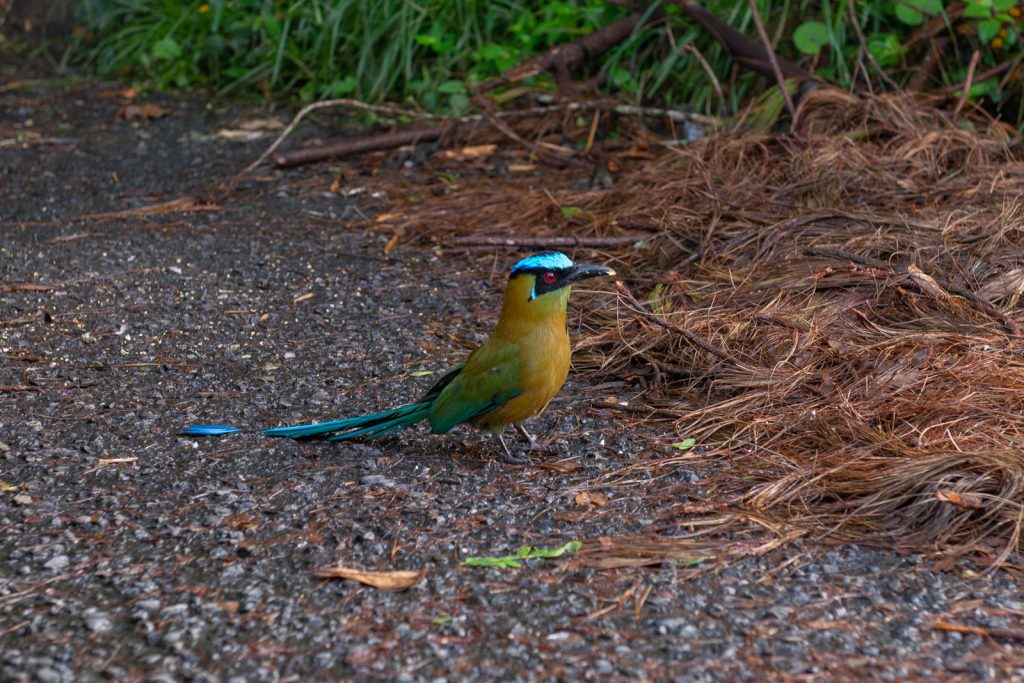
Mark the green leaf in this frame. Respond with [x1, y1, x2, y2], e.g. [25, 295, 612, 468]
[152, 36, 182, 60]
[610, 66, 636, 92]
[462, 541, 582, 569]
[476, 44, 510, 60]
[560, 206, 583, 218]
[672, 438, 697, 451]
[437, 80, 466, 95]
[448, 93, 469, 113]
[0, 481, 16, 493]
[917, 0, 945, 12]
[793, 21, 830, 55]
[978, 18, 1003, 44]
[967, 77, 1000, 100]
[527, 540, 582, 558]
[432, 616, 453, 625]
[962, 0, 993, 18]
[993, 0, 1017, 8]
[867, 32, 906, 67]
[894, 3, 925, 25]
[329, 76, 357, 97]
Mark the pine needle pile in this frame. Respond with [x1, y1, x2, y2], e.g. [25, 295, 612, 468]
[407, 91, 1024, 558]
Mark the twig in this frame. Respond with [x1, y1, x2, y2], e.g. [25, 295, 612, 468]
[846, 0, 900, 90]
[615, 281, 740, 364]
[938, 61, 1013, 95]
[592, 400, 685, 421]
[746, 0, 796, 123]
[954, 50, 981, 119]
[451, 234, 655, 249]
[478, 104, 587, 168]
[683, 44, 726, 109]
[932, 620, 1024, 642]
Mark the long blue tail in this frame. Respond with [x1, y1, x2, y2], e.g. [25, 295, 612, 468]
[181, 402, 430, 441]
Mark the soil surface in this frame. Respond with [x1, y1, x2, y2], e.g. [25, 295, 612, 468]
[2, 73, 1023, 682]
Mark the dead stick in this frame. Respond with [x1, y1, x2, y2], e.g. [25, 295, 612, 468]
[226, 98, 440, 187]
[478, 105, 587, 168]
[746, 0, 796, 123]
[846, 0, 900, 90]
[953, 50, 980, 119]
[615, 281, 740, 364]
[668, 0, 811, 82]
[273, 125, 451, 168]
[451, 235, 655, 248]
[477, 14, 645, 93]
[938, 61, 1013, 95]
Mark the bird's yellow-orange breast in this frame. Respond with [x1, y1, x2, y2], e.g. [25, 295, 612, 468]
[473, 317, 570, 432]
[472, 274, 573, 433]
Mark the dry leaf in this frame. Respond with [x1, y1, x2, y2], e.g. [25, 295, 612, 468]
[375, 212, 404, 223]
[440, 144, 496, 159]
[936, 489, 984, 509]
[536, 461, 584, 474]
[314, 566, 424, 591]
[0, 283, 53, 292]
[117, 103, 169, 121]
[575, 491, 610, 507]
[216, 129, 271, 142]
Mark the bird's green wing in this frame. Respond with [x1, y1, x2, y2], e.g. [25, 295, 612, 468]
[420, 363, 465, 403]
[427, 341, 522, 434]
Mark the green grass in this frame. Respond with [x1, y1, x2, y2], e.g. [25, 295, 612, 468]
[72, 0, 1024, 127]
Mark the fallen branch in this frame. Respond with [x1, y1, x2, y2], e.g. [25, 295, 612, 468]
[451, 234, 655, 249]
[272, 125, 451, 168]
[477, 13, 647, 94]
[668, 0, 811, 82]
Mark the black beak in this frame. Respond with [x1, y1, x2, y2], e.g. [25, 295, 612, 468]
[564, 263, 616, 285]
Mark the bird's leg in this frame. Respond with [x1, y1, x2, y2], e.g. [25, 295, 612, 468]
[514, 423, 559, 453]
[495, 431, 531, 465]
[515, 423, 537, 445]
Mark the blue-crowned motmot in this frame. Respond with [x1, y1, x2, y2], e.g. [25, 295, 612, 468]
[183, 252, 615, 463]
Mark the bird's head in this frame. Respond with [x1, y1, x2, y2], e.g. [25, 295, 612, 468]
[501, 251, 616, 320]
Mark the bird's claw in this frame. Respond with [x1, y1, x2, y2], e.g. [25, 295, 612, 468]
[498, 449, 533, 466]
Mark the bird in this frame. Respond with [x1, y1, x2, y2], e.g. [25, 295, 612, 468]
[183, 251, 615, 463]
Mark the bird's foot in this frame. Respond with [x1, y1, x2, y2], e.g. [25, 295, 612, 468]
[495, 431, 533, 465]
[523, 442, 560, 454]
[498, 449, 533, 466]
[514, 423, 559, 455]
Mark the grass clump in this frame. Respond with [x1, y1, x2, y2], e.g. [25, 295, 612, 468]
[73, 1, 1024, 130]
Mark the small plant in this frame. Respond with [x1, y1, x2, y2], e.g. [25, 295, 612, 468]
[72, 0, 1024, 126]
[462, 540, 582, 569]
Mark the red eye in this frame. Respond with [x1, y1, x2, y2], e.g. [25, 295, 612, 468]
[543, 271, 557, 283]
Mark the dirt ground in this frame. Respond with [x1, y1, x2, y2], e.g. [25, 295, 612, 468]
[2, 72, 1023, 681]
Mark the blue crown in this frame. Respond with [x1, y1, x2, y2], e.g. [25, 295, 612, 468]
[510, 252, 573, 275]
